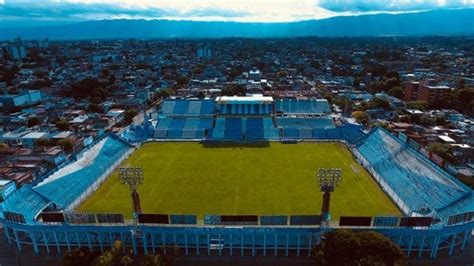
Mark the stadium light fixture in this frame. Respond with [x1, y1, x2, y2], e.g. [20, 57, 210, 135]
[119, 167, 144, 218]
[317, 168, 342, 222]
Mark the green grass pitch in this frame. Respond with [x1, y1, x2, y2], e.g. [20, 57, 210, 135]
[77, 142, 400, 220]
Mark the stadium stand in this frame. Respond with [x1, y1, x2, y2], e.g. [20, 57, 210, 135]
[212, 118, 226, 139]
[283, 128, 299, 139]
[154, 100, 216, 139]
[275, 99, 331, 114]
[356, 128, 470, 216]
[298, 128, 313, 139]
[224, 118, 243, 140]
[276, 117, 335, 129]
[263, 118, 281, 139]
[160, 101, 176, 115]
[34, 136, 132, 209]
[159, 99, 215, 116]
[246, 118, 264, 140]
[1, 186, 51, 222]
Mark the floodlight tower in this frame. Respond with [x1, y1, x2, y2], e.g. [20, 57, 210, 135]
[317, 168, 342, 221]
[119, 167, 144, 220]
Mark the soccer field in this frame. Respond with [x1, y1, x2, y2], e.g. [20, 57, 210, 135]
[77, 142, 400, 220]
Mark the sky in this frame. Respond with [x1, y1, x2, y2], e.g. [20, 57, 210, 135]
[0, 0, 473, 25]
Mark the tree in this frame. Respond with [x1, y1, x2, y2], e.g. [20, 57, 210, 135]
[420, 115, 435, 127]
[27, 116, 41, 127]
[55, 118, 70, 131]
[63, 247, 100, 266]
[176, 75, 189, 87]
[428, 142, 457, 164]
[276, 70, 287, 79]
[222, 85, 245, 96]
[70, 77, 107, 100]
[142, 254, 166, 266]
[196, 91, 205, 99]
[95, 240, 130, 266]
[406, 101, 427, 111]
[388, 86, 404, 99]
[313, 230, 406, 266]
[124, 109, 138, 125]
[369, 97, 391, 110]
[58, 138, 75, 153]
[35, 138, 52, 148]
[157, 89, 171, 99]
[352, 111, 369, 125]
[88, 103, 101, 113]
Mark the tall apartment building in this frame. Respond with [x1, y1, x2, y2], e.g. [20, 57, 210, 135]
[404, 79, 452, 105]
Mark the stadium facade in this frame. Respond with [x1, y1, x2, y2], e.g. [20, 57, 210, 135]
[1, 95, 472, 258]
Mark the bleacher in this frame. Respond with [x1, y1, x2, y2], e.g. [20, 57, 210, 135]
[224, 118, 243, 140]
[275, 117, 335, 129]
[34, 137, 132, 209]
[155, 100, 215, 139]
[263, 118, 281, 139]
[283, 128, 299, 139]
[356, 128, 470, 215]
[246, 118, 264, 140]
[159, 99, 215, 116]
[298, 128, 313, 139]
[154, 118, 213, 139]
[211, 117, 280, 140]
[275, 99, 331, 114]
[1, 186, 51, 222]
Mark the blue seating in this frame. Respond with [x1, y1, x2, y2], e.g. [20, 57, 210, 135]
[187, 101, 202, 114]
[160, 101, 176, 114]
[276, 117, 334, 129]
[298, 128, 313, 139]
[169, 118, 186, 130]
[224, 118, 242, 140]
[275, 99, 331, 114]
[173, 101, 189, 114]
[159, 100, 214, 116]
[200, 100, 215, 115]
[156, 118, 172, 130]
[263, 118, 280, 139]
[154, 129, 167, 139]
[246, 118, 264, 139]
[312, 128, 327, 139]
[356, 128, 470, 214]
[167, 130, 182, 139]
[283, 128, 299, 138]
[212, 118, 226, 139]
[34, 137, 132, 208]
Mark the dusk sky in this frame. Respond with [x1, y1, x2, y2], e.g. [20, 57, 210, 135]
[0, 0, 473, 24]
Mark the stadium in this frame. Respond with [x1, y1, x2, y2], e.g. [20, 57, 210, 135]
[0, 95, 472, 258]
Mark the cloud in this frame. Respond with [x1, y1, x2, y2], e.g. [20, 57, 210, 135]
[316, 0, 474, 12]
[0, 0, 473, 23]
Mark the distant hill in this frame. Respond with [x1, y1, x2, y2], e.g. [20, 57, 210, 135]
[1, 9, 473, 40]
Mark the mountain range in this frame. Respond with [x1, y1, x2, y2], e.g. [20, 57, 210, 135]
[1, 8, 473, 40]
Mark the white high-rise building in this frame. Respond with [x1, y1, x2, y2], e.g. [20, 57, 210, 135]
[197, 46, 212, 59]
[7, 37, 27, 60]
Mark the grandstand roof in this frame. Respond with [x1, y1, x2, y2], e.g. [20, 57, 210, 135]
[216, 95, 273, 104]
